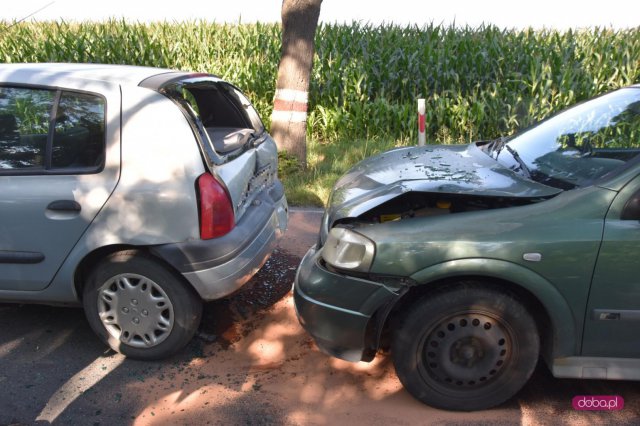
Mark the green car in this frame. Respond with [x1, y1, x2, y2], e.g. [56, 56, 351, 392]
[294, 85, 640, 411]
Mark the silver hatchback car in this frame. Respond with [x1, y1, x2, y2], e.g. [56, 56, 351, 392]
[0, 63, 288, 359]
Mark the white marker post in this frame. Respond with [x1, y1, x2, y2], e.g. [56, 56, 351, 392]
[418, 98, 426, 146]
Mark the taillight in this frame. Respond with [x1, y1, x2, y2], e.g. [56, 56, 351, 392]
[197, 173, 235, 239]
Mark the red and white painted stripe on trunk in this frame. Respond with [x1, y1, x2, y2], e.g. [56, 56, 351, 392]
[271, 88, 309, 123]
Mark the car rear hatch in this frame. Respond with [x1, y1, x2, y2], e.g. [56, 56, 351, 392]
[141, 73, 280, 224]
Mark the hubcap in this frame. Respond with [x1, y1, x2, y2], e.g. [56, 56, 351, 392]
[97, 273, 174, 348]
[421, 313, 510, 389]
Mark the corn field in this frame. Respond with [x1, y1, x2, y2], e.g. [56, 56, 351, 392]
[1, 20, 639, 144]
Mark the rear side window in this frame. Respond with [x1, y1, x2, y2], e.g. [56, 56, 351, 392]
[52, 92, 105, 169]
[0, 86, 105, 173]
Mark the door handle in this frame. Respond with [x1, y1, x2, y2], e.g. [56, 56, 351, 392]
[47, 200, 82, 212]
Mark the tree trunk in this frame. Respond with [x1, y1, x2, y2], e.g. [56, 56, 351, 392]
[271, 0, 322, 169]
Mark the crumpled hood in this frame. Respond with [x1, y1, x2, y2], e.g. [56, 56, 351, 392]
[326, 143, 561, 225]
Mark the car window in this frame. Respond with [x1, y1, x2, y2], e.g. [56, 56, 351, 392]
[183, 84, 251, 129]
[0, 86, 105, 173]
[52, 91, 105, 169]
[497, 88, 640, 189]
[0, 86, 54, 170]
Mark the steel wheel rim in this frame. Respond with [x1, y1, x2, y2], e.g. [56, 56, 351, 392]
[419, 311, 512, 391]
[97, 273, 174, 348]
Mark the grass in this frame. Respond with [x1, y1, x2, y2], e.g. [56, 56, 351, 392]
[281, 136, 409, 206]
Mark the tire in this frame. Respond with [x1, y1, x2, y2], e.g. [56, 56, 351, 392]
[391, 282, 539, 411]
[83, 251, 202, 360]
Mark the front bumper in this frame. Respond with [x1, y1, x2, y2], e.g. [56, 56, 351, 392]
[294, 245, 402, 362]
[152, 183, 288, 300]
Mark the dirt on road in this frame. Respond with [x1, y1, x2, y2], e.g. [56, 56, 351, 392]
[1, 209, 639, 425]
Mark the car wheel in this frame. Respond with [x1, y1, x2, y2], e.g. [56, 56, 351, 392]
[83, 251, 202, 360]
[391, 283, 539, 411]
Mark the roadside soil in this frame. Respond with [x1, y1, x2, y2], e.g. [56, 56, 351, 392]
[1, 209, 639, 425]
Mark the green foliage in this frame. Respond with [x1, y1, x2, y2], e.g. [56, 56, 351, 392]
[2, 21, 638, 144]
[309, 23, 639, 143]
[277, 150, 303, 179]
[0, 19, 282, 122]
[2, 20, 638, 204]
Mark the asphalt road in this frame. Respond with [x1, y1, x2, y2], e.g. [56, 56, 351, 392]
[1, 208, 639, 425]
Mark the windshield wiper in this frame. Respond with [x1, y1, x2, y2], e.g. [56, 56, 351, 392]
[505, 145, 532, 179]
[488, 136, 508, 159]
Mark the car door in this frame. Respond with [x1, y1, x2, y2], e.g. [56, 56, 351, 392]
[0, 84, 120, 292]
[582, 173, 640, 357]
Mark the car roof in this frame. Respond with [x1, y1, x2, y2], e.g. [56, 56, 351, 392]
[0, 63, 196, 87]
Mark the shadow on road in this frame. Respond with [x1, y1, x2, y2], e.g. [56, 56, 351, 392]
[2, 248, 640, 425]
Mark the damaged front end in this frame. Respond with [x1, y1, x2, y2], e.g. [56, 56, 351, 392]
[295, 142, 562, 362]
[320, 142, 560, 245]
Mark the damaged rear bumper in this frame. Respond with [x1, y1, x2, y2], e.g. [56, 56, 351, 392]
[152, 183, 288, 300]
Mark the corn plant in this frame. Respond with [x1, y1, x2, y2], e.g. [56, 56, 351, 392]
[1, 20, 638, 204]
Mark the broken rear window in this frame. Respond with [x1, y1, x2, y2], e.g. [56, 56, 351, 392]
[164, 80, 264, 155]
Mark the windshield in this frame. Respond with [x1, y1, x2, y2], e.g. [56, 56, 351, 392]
[489, 88, 640, 189]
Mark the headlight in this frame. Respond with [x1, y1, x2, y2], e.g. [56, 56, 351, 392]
[321, 227, 375, 272]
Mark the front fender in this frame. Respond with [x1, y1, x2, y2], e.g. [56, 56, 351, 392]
[409, 258, 578, 360]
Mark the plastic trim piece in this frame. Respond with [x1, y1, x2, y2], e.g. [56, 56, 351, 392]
[553, 356, 640, 380]
[0, 250, 45, 264]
